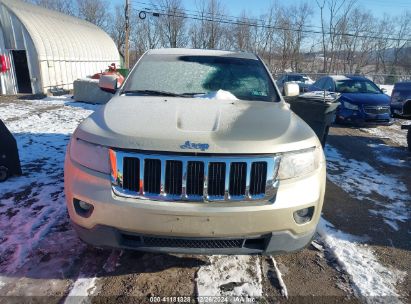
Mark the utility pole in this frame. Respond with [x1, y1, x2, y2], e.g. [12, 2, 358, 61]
[125, 0, 130, 69]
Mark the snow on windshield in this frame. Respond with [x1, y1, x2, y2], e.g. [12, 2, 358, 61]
[195, 90, 239, 100]
[124, 55, 276, 102]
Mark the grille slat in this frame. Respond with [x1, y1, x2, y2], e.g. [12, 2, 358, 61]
[165, 160, 182, 195]
[123, 157, 140, 192]
[186, 161, 204, 196]
[250, 162, 267, 196]
[144, 159, 161, 194]
[229, 162, 247, 197]
[208, 162, 226, 197]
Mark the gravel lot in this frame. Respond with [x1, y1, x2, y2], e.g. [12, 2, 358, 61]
[0, 95, 409, 303]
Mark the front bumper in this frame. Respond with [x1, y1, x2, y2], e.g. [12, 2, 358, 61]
[391, 100, 411, 117]
[336, 108, 393, 126]
[72, 222, 315, 255]
[64, 152, 326, 254]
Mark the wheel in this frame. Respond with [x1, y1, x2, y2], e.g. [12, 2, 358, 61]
[0, 166, 8, 182]
[407, 129, 411, 152]
[321, 126, 330, 147]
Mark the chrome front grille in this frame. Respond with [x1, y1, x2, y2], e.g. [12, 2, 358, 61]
[110, 150, 280, 202]
[363, 105, 390, 115]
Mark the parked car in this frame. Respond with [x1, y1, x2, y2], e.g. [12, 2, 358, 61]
[0, 119, 22, 182]
[390, 82, 411, 118]
[276, 73, 314, 95]
[401, 124, 411, 152]
[308, 75, 392, 126]
[64, 48, 326, 254]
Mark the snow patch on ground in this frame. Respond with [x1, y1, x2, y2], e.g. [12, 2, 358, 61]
[366, 143, 410, 168]
[196, 255, 262, 300]
[64, 276, 97, 304]
[318, 218, 405, 303]
[270, 257, 288, 299]
[325, 145, 410, 231]
[361, 123, 407, 147]
[0, 97, 98, 273]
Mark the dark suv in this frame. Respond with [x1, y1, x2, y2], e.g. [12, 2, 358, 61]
[391, 82, 411, 118]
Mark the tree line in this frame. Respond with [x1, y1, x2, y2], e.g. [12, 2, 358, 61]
[29, 0, 411, 80]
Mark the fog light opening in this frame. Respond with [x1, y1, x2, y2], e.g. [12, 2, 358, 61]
[293, 206, 314, 224]
[73, 199, 94, 218]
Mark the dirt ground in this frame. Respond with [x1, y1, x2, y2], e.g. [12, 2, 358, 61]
[0, 95, 409, 303]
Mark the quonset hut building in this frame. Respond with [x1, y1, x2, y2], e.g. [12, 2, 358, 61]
[0, 0, 120, 94]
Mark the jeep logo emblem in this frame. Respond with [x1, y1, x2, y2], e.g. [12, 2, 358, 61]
[180, 141, 209, 151]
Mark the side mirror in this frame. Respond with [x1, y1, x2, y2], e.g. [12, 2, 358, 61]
[381, 88, 387, 94]
[284, 83, 300, 97]
[99, 74, 118, 94]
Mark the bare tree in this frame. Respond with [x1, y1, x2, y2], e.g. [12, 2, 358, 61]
[76, 0, 109, 29]
[231, 11, 251, 51]
[157, 0, 187, 48]
[316, 0, 356, 73]
[31, 0, 74, 15]
[289, 3, 313, 71]
[189, 0, 227, 49]
[109, 4, 127, 59]
[373, 15, 395, 75]
[392, 11, 411, 68]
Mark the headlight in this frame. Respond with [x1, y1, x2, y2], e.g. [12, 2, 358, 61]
[69, 138, 110, 174]
[278, 147, 321, 180]
[343, 101, 359, 111]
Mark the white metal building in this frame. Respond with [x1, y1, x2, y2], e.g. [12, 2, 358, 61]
[0, 0, 120, 94]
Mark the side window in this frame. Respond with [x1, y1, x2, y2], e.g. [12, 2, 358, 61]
[315, 78, 325, 89]
[324, 79, 334, 92]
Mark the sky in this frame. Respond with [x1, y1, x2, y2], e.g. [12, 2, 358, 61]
[120, 0, 411, 21]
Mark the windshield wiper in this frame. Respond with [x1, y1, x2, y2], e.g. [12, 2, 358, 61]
[181, 92, 206, 96]
[122, 90, 186, 97]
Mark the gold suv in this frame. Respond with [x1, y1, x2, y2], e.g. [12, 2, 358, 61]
[64, 49, 326, 254]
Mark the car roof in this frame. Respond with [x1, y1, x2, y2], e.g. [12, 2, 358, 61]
[146, 48, 259, 60]
[283, 73, 307, 75]
[394, 81, 411, 85]
[328, 75, 369, 81]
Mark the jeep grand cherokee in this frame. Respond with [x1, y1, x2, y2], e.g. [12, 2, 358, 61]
[64, 48, 326, 254]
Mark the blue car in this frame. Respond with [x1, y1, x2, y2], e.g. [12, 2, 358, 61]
[308, 75, 392, 126]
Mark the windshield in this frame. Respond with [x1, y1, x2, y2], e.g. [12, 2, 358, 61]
[335, 79, 381, 94]
[122, 54, 279, 102]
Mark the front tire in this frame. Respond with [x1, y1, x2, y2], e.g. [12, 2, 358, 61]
[0, 166, 8, 182]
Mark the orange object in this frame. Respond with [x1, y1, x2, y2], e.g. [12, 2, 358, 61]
[109, 149, 117, 181]
[91, 63, 124, 86]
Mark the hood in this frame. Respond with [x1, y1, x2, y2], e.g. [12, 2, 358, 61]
[75, 96, 319, 154]
[340, 93, 390, 105]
